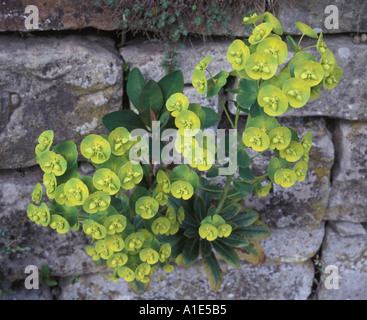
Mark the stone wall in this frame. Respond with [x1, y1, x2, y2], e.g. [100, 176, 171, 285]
[1, 0, 367, 300]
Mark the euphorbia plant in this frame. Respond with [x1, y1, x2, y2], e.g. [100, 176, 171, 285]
[27, 12, 342, 293]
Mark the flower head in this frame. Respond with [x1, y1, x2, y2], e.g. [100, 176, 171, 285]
[159, 243, 172, 263]
[227, 40, 250, 70]
[108, 127, 132, 156]
[245, 51, 278, 80]
[258, 85, 289, 116]
[83, 191, 111, 214]
[151, 217, 171, 235]
[293, 161, 309, 182]
[95, 239, 113, 260]
[249, 22, 273, 45]
[125, 232, 145, 251]
[156, 170, 171, 193]
[104, 214, 127, 235]
[153, 185, 169, 206]
[217, 224, 232, 238]
[38, 151, 67, 176]
[317, 33, 328, 55]
[81, 134, 111, 164]
[83, 219, 107, 239]
[268, 127, 292, 150]
[118, 161, 143, 190]
[295, 61, 324, 87]
[135, 263, 151, 283]
[64, 178, 89, 206]
[279, 141, 304, 162]
[320, 49, 336, 76]
[43, 173, 57, 199]
[107, 253, 128, 268]
[242, 13, 263, 25]
[166, 93, 189, 117]
[274, 168, 298, 188]
[49, 214, 70, 233]
[135, 196, 159, 219]
[31, 183, 43, 204]
[93, 168, 121, 195]
[242, 127, 270, 152]
[323, 65, 343, 90]
[192, 70, 207, 95]
[175, 110, 201, 136]
[186, 147, 215, 171]
[86, 245, 100, 261]
[117, 266, 135, 282]
[199, 224, 218, 241]
[282, 78, 311, 108]
[256, 37, 288, 65]
[301, 132, 313, 153]
[105, 234, 125, 252]
[27, 203, 50, 227]
[35, 130, 54, 156]
[195, 56, 213, 71]
[171, 180, 194, 200]
[139, 248, 159, 265]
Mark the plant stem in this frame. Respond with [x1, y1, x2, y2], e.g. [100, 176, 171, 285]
[298, 33, 305, 48]
[216, 175, 232, 213]
[302, 45, 317, 51]
[250, 148, 269, 160]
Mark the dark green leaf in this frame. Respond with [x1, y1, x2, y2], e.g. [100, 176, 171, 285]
[235, 221, 271, 240]
[286, 35, 300, 53]
[218, 202, 241, 220]
[188, 103, 206, 125]
[202, 251, 223, 292]
[184, 227, 198, 238]
[138, 80, 164, 122]
[206, 166, 219, 178]
[249, 101, 265, 118]
[239, 167, 254, 181]
[129, 186, 149, 214]
[182, 237, 199, 266]
[218, 234, 249, 248]
[230, 209, 259, 228]
[288, 127, 299, 142]
[128, 280, 149, 294]
[207, 71, 229, 98]
[234, 239, 266, 265]
[202, 107, 219, 128]
[200, 239, 212, 257]
[233, 179, 253, 195]
[126, 67, 146, 108]
[212, 240, 240, 268]
[158, 70, 184, 101]
[170, 165, 199, 191]
[237, 149, 251, 168]
[102, 109, 146, 132]
[194, 195, 206, 221]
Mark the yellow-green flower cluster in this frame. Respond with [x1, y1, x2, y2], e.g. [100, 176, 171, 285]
[199, 214, 232, 242]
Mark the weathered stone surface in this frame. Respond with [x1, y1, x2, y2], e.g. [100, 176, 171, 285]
[329, 221, 367, 237]
[219, 116, 334, 229]
[326, 121, 367, 222]
[262, 223, 325, 263]
[58, 259, 314, 300]
[317, 224, 367, 300]
[0, 0, 118, 31]
[275, 0, 367, 35]
[0, 35, 122, 169]
[0, 166, 105, 281]
[120, 38, 231, 84]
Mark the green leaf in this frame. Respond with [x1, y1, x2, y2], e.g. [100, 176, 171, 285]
[202, 251, 223, 292]
[53, 141, 78, 171]
[184, 227, 198, 238]
[170, 165, 199, 191]
[235, 221, 271, 240]
[237, 149, 251, 168]
[218, 234, 249, 248]
[207, 71, 229, 98]
[267, 157, 281, 183]
[212, 240, 240, 268]
[218, 202, 241, 220]
[45, 279, 58, 287]
[206, 166, 219, 178]
[200, 239, 212, 257]
[237, 78, 257, 109]
[194, 195, 207, 221]
[239, 167, 254, 181]
[234, 239, 266, 265]
[295, 22, 318, 39]
[126, 67, 146, 108]
[230, 209, 259, 228]
[182, 237, 199, 266]
[202, 107, 219, 128]
[250, 101, 265, 118]
[288, 127, 300, 142]
[138, 80, 164, 122]
[188, 103, 206, 125]
[128, 280, 149, 294]
[102, 109, 146, 132]
[286, 35, 300, 53]
[233, 179, 253, 196]
[200, 184, 223, 198]
[158, 70, 184, 101]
